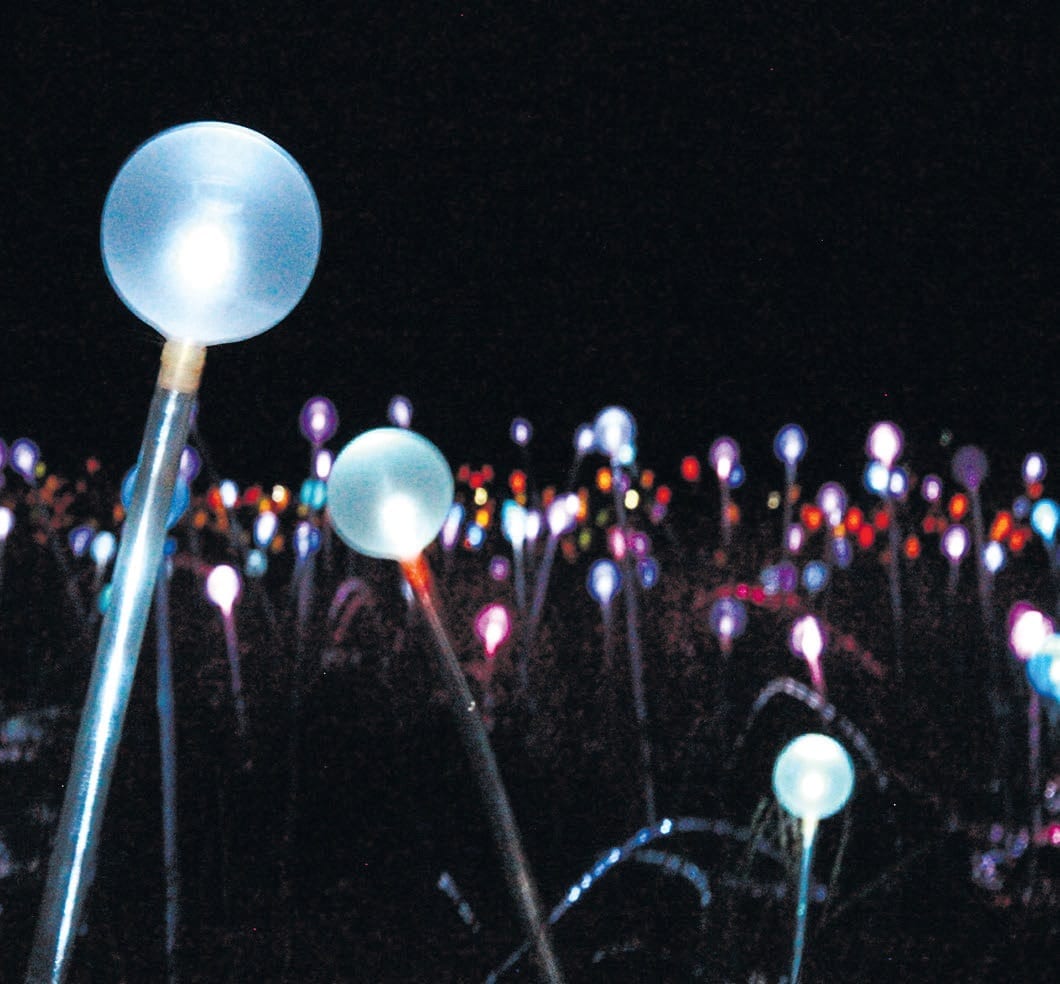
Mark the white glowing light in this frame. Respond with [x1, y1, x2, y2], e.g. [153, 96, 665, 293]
[1009, 603, 1055, 661]
[219, 480, 239, 509]
[866, 422, 903, 469]
[388, 395, 414, 429]
[941, 524, 969, 563]
[90, 531, 117, 569]
[1023, 453, 1047, 485]
[772, 733, 855, 821]
[313, 448, 334, 481]
[379, 493, 423, 561]
[253, 512, 278, 549]
[709, 437, 739, 482]
[172, 220, 234, 292]
[0, 506, 14, 541]
[205, 564, 242, 617]
[475, 603, 512, 658]
[790, 615, 825, 663]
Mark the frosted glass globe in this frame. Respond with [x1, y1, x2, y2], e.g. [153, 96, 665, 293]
[101, 121, 321, 344]
[772, 733, 854, 821]
[327, 428, 454, 561]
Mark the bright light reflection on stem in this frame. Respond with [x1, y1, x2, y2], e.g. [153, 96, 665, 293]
[398, 555, 565, 984]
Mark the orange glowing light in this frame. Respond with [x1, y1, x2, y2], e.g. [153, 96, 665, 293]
[596, 468, 613, 493]
[904, 535, 921, 559]
[799, 504, 823, 532]
[474, 507, 491, 528]
[509, 469, 527, 495]
[845, 507, 864, 532]
[271, 485, 291, 511]
[990, 511, 1013, 542]
[949, 493, 969, 520]
[680, 455, 701, 482]
[725, 502, 741, 525]
[640, 469, 655, 490]
[193, 509, 208, 530]
[561, 538, 577, 563]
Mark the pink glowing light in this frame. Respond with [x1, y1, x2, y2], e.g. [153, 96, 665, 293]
[475, 603, 512, 659]
[1008, 602, 1055, 661]
[709, 437, 740, 482]
[205, 564, 242, 618]
[790, 614, 827, 695]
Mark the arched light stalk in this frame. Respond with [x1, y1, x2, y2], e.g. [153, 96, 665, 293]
[327, 428, 565, 984]
[28, 121, 320, 984]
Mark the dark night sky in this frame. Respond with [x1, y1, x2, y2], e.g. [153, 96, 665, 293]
[4, 4, 1059, 492]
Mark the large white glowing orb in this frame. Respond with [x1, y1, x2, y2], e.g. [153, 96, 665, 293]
[772, 733, 854, 821]
[327, 428, 454, 561]
[101, 121, 321, 344]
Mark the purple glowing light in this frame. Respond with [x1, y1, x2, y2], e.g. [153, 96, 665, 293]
[489, 556, 511, 582]
[441, 503, 465, 552]
[951, 445, 989, 492]
[510, 417, 533, 447]
[708, 597, 747, 652]
[299, 396, 339, 445]
[709, 437, 740, 483]
[388, 395, 413, 429]
[921, 474, 943, 503]
[179, 446, 202, 483]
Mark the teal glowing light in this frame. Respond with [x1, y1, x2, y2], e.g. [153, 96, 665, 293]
[101, 122, 321, 344]
[245, 549, 268, 578]
[772, 733, 855, 821]
[501, 500, 527, 548]
[1031, 499, 1060, 543]
[299, 477, 328, 510]
[1025, 644, 1060, 702]
[327, 428, 454, 562]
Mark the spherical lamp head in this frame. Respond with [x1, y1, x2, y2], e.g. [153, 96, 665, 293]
[326, 428, 454, 562]
[774, 424, 807, 468]
[101, 121, 321, 344]
[951, 445, 989, 492]
[593, 406, 636, 464]
[772, 733, 855, 821]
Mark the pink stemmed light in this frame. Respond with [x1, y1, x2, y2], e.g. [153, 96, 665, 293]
[790, 614, 828, 696]
[205, 563, 242, 618]
[475, 603, 512, 659]
[709, 436, 739, 483]
[205, 563, 248, 739]
[866, 421, 903, 469]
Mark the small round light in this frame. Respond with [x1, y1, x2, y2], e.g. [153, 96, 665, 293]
[510, 417, 533, 447]
[90, 531, 117, 568]
[388, 395, 414, 429]
[327, 428, 454, 561]
[941, 524, 970, 562]
[1008, 602, 1055, 661]
[205, 564, 242, 616]
[593, 406, 636, 463]
[587, 558, 621, 607]
[772, 733, 855, 821]
[300, 396, 339, 445]
[709, 437, 740, 482]
[1031, 499, 1060, 543]
[921, 474, 943, 503]
[708, 597, 747, 643]
[1023, 453, 1047, 485]
[774, 424, 807, 467]
[866, 422, 903, 470]
[475, 603, 512, 658]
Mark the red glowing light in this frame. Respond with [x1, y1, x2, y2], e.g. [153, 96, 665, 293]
[800, 504, 823, 532]
[904, 535, 921, 559]
[735, 583, 750, 599]
[858, 525, 875, 550]
[85, 457, 101, 475]
[509, 469, 527, 495]
[680, 455, 701, 483]
[922, 515, 938, 535]
[1009, 528, 1029, 552]
[845, 507, 865, 532]
[481, 464, 495, 482]
[949, 493, 969, 520]
[1028, 481, 1044, 500]
[469, 471, 484, 490]
[655, 485, 673, 506]
[457, 464, 471, 484]
[872, 509, 890, 531]
[989, 511, 1013, 542]
[750, 586, 765, 604]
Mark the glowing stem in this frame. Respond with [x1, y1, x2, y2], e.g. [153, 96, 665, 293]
[27, 340, 204, 984]
[400, 556, 566, 984]
[791, 815, 819, 984]
[221, 613, 248, 740]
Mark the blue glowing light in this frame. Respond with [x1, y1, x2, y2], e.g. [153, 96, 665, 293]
[593, 406, 636, 464]
[179, 446, 202, 483]
[68, 526, 94, 559]
[802, 561, 829, 594]
[774, 424, 807, 467]
[441, 503, 464, 552]
[636, 557, 660, 589]
[253, 512, 279, 549]
[1013, 495, 1031, 521]
[101, 121, 321, 344]
[294, 521, 321, 562]
[727, 462, 746, 489]
[245, 549, 268, 578]
[501, 500, 527, 548]
[863, 461, 890, 497]
[587, 558, 621, 607]
[708, 597, 747, 644]
[299, 477, 328, 510]
[464, 523, 486, 551]
[510, 417, 533, 447]
[831, 537, 853, 569]
[121, 464, 191, 529]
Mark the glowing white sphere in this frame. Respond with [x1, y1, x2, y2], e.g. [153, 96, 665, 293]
[866, 422, 903, 469]
[90, 531, 117, 568]
[941, 524, 970, 563]
[0, 506, 14, 542]
[1022, 453, 1047, 485]
[327, 428, 454, 562]
[205, 563, 242, 616]
[790, 614, 826, 663]
[772, 733, 855, 821]
[774, 424, 807, 467]
[587, 559, 621, 607]
[593, 406, 636, 463]
[1009, 603, 1055, 661]
[101, 121, 321, 344]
